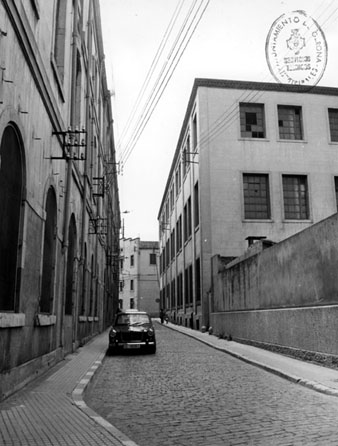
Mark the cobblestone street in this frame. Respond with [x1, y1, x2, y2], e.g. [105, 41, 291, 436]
[85, 323, 338, 446]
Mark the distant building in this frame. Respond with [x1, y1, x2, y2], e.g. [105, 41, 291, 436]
[158, 78, 338, 330]
[119, 238, 160, 317]
[0, 0, 120, 400]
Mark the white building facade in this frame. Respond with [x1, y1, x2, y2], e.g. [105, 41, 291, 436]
[119, 238, 159, 317]
[158, 78, 338, 330]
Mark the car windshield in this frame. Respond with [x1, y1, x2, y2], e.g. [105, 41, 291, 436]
[115, 313, 150, 326]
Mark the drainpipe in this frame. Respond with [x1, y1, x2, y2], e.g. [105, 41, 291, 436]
[78, 5, 93, 339]
[61, 0, 79, 350]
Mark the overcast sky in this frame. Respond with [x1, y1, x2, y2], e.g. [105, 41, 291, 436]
[99, 0, 338, 241]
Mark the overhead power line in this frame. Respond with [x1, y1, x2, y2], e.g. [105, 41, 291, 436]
[117, 0, 186, 153]
[119, 0, 210, 168]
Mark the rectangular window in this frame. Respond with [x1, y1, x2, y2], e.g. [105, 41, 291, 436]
[130, 280, 134, 291]
[150, 253, 156, 265]
[192, 114, 198, 151]
[283, 175, 309, 220]
[163, 247, 166, 270]
[176, 215, 182, 252]
[175, 162, 181, 196]
[278, 105, 303, 140]
[130, 255, 134, 267]
[334, 177, 338, 210]
[170, 184, 175, 210]
[184, 197, 192, 241]
[171, 279, 175, 308]
[177, 273, 183, 308]
[195, 258, 201, 304]
[166, 239, 170, 267]
[184, 264, 193, 305]
[184, 268, 189, 305]
[243, 174, 270, 219]
[160, 214, 166, 234]
[194, 182, 199, 228]
[166, 283, 170, 309]
[175, 169, 179, 196]
[240, 103, 265, 138]
[170, 229, 175, 260]
[329, 108, 338, 142]
[165, 201, 169, 222]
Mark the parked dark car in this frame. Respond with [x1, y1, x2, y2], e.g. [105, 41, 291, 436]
[108, 310, 156, 354]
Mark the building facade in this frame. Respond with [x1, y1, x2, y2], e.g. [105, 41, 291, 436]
[119, 238, 159, 317]
[0, 0, 120, 400]
[158, 78, 338, 330]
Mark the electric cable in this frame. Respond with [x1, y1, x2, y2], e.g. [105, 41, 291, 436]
[117, 0, 186, 155]
[119, 0, 202, 163]
[121, 0, 210, 166]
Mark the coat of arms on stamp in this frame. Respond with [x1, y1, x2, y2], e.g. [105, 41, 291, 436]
[266, 10, 327, 86]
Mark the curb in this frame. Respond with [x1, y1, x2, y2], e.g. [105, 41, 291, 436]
[72, 350, 140, 446]
[163, 323, 338, 398]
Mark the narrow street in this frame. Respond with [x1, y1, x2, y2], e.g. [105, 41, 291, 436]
[85, 323, 338, 446]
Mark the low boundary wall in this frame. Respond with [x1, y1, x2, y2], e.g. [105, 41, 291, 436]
[210, 213, 338, 358]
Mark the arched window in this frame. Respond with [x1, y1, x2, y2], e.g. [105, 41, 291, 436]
[0, 125, 24, 311]
[65, 214, 77, 315]
[40, 187, 57, 313]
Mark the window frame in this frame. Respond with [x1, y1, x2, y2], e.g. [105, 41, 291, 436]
[242, 173, 271, 220]
[328, 108, 338, 143]
[277, 105, 303, 141]
[334, 176, 338, 211]
[282, 174, 310, 220]
[239, 103, 266, 139]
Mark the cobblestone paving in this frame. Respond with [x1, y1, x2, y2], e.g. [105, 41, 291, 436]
[85, 323, 338, 446]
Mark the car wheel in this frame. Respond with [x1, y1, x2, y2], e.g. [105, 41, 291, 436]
[147, 344, 156, 354]
[107, 346, 117, 356]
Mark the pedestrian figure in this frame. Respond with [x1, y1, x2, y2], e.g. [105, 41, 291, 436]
[160, 308, 165, 324]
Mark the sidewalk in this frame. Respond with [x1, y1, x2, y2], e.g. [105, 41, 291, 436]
[0, 331, 138, 446]
[2, 323, 338, 446]
[165, 321, 338, 397]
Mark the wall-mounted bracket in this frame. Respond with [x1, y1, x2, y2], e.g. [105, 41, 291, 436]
[50, 127, 86, 160]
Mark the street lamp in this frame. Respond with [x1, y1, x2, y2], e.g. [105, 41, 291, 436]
[121, 210, 131, 238]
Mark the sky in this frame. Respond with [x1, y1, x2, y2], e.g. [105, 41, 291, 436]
[99, 0, 338, 241]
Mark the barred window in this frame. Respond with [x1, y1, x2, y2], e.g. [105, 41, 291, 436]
[240, 103, 265, 138]
[243, 174, 270, 219]
[283, 175, 309, 220]
[278, 105, 303, 140]
[329, 109, 338, 142]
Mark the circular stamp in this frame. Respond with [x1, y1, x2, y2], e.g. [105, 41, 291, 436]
[266, 10, 327, 86]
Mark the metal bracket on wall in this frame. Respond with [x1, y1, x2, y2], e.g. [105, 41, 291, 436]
[49, 127, 87, 160]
